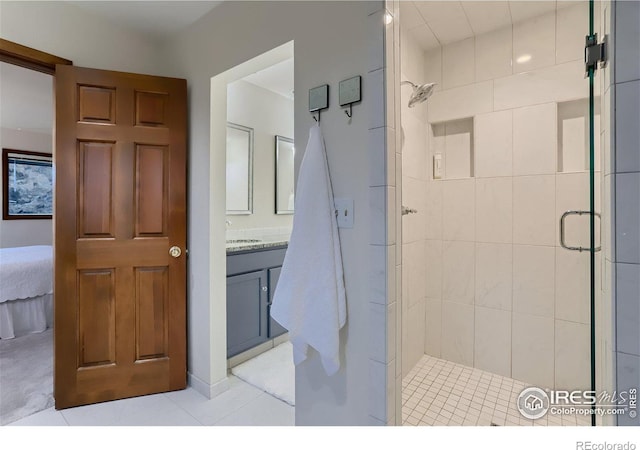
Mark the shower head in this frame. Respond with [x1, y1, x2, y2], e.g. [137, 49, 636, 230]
[401, 80, 437, 108]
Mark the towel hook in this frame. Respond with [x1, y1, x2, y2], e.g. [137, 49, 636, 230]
[344, 104, 352, 118]
[309, 84, 329, 124]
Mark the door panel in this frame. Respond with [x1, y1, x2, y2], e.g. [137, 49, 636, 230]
[55, 65, 187, 409]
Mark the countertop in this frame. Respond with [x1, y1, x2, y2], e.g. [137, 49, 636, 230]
[225, 238, 289, 254]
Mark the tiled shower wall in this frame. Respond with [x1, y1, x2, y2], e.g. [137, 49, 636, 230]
[610, 0, 640, 427]
[400, 27, 429, 378]
[417, 3, 601, 391]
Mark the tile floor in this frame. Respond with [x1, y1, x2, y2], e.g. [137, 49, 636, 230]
[402, 355, 591, 427]
[8, 375, 294, 426]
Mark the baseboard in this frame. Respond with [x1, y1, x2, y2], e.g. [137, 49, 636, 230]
[187, 372, 230, 399]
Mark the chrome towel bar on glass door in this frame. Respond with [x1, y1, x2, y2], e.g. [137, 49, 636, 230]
[559, 210, 601, 252]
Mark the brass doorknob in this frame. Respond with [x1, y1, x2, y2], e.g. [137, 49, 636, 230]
[169, 246, 182, 258]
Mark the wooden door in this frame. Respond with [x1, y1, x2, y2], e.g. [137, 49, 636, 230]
[54, 65, 187, 409]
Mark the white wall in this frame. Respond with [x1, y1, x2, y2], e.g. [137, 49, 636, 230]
[0, 1, 165, 75]
[0, 128, 53, 248]
[163, 0, 384, 425]
[226, 79, 293, 231]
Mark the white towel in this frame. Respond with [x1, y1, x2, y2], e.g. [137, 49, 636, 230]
[270, 124, 346, 376]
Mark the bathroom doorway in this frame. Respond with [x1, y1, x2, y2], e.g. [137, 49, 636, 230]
[395, 0, 613, 426]
[209, 41, 295, 421]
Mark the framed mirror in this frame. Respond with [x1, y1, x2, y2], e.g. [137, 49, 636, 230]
[275, 135, 295, 215]
[226, 123, 253, 215]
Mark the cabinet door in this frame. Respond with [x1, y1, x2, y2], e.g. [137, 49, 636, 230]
[226, 270, 268, 357]
[267, 267, 288, 338]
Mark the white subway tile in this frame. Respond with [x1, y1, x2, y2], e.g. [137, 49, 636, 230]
[513, 244, 555, 318]
[513, 175, 556, 246]
[425, 181, 443, 240]
[555, 320, 591, 391]
[615, 0, 640, 84]
[369, 244, 393, 305]
[512, 313, 555, 389]
[474, 110, 513, 178]
[368, 9, 386, 72]
[425, 298, 442, 358]
[369, 127, 387, 187]
[428, 81, 493, 123]
[475, 26, 513, 82]
[616, 352, 640, 426]
[513, 11, 556, 73]
[555, 248, 590, 324]
[556, 2, 590, 64]
[475, 242, 513, 311]
[404, 300, 426, 376]
[476, 177, 513, 244]
[509, 1, 556, 24]
[513, 103, 557, 176]
[616, 262, 640, 356]
[442, 178, 475, 241]
[369, 302, 388, 363]
[424, 47, 443, 93]
[494, 61, 586, 111]
[442, 301, 474, 366]
[475, 306, 512, 378]
[443, 38, 475, 89]
[616, 173, 640, 264]
[442, 240, 475, 304]
[615, 80, 640, 173]
[425, 239, 443, 299]
[368, 68, 386, 130]
[403, 240, 427, 307]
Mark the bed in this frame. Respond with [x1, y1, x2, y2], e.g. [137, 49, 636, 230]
[0, 245, 53, 339]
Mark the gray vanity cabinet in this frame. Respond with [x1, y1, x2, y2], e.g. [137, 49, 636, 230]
[267, 267, 287, 339]
[226, 269, 269, 357]
[226, 246, 288, 358]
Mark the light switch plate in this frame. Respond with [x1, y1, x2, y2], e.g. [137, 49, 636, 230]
[334, 198, 354, 228]
[433, 153, 443, 179]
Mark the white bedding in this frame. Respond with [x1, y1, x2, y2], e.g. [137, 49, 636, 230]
[0, 245, 53, 339]
[0, 245, 53, 303]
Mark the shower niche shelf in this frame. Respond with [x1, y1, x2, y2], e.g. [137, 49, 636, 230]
[557, 98, 601, 173]
[430, 117, 474, 180]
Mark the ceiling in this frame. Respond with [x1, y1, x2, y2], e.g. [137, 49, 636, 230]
[69, 1, 222, 41]
[0, 62, 53, 134]
[401, 1, 572, 50]
[242, 58, 295, 100]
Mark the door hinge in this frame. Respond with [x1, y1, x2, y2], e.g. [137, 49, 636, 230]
[585, 33, 607, 74]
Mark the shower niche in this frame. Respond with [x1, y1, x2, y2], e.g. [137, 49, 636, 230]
[557, 98, 601, 173]
[430, 117, 474, 180]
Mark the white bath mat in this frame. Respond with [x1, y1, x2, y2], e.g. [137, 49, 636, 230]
[231, 341, 295, 406]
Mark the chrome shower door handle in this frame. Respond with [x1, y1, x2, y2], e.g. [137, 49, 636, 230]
[559, 210, 601, 252]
